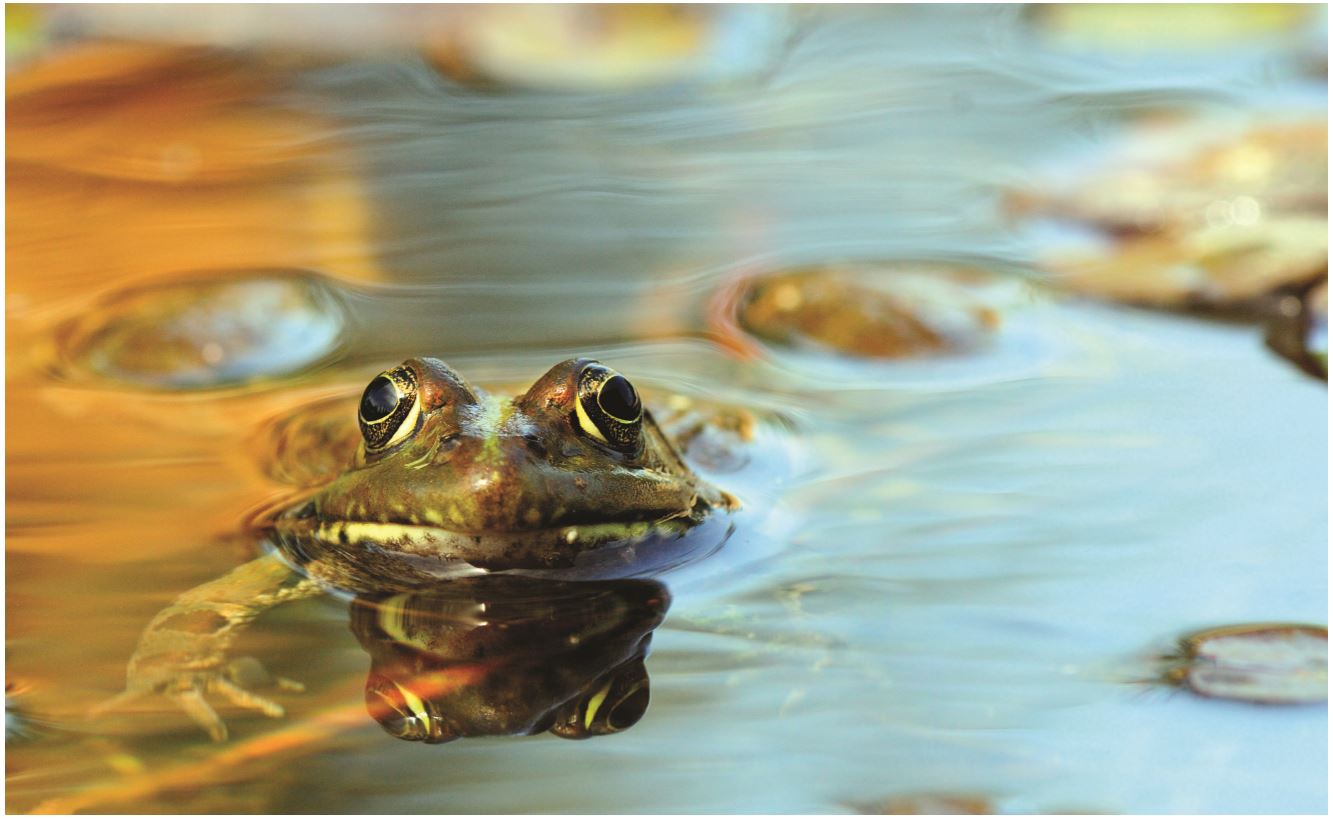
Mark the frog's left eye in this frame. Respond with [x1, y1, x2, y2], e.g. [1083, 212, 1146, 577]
[574, 363, 642, 453]
[359, 365, 421, 451]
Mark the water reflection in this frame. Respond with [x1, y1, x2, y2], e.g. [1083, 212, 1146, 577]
[351, 576, 668, 743]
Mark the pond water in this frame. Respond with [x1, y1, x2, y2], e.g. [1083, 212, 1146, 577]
[6, 6, 1327, 814]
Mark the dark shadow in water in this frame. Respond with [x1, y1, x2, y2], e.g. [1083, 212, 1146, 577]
[349, 575, 669, 744]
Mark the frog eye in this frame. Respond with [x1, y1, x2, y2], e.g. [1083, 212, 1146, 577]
[598, 676, 650, 732]
[574, 363, 643, 453]
[365, 676, 429, 741]
[549, 662, 650, 739]
[364, 675, 454, 744]
[358, 365, 421, 451]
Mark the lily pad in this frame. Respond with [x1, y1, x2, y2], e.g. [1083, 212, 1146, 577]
[1163, 623, 1328, 705]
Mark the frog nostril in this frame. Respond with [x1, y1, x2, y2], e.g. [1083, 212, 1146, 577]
[522, 433, 547, 458]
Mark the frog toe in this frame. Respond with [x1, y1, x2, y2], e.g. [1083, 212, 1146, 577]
[88, 687, 150, 718]
[225, 656, 305, 694]
[273, 675, 306, 693]
[168, 687, 228, 743]
[209, 676, 286, 719]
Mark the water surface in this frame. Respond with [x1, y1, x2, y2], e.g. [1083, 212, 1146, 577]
[6, 6, 1326, 814]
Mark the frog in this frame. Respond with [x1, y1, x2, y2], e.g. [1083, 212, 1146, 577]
[100, 357, 740, 742]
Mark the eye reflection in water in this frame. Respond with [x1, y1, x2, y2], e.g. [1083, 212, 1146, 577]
[350, 576, 669, 744]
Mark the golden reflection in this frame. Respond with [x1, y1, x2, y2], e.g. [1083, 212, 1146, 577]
[6, 42, 380, 322]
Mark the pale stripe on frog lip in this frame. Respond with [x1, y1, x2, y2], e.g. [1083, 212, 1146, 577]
[312, 519, 678, 549]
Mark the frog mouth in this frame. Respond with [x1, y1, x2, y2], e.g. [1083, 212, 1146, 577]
[285, 488, 721, 543]
[270, 499, 733, 580]
[309, 516, 696, 551]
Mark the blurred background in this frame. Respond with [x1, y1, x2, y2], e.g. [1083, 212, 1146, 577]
[6, 4, 1328, 814]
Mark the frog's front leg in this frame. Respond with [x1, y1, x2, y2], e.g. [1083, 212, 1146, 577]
[98, 554, 323, 742]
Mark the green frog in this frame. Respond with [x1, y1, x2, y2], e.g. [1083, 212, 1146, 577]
[104, 357, 739, 742]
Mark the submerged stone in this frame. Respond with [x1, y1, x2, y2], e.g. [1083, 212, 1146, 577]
[731, 264, 1012, 360]
[59, 271, 347, 390]
[1163, 623, 1328, 705]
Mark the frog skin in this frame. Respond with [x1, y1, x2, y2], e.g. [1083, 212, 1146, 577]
[352, 576, 667, 744]
[103, 357, 737, 742]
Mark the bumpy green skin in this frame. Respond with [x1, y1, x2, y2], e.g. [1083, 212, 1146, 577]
[106, 357, 734, 742]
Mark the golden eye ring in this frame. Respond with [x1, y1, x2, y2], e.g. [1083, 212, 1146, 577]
[551, 664, 650, 738]
[574, 363, 642, 453]
[365, 676, 432, 742]
[358, 365, 421, 451]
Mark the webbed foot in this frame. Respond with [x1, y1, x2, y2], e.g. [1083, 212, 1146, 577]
[93, 656, 304, 742]
[96, 555, 321, 741]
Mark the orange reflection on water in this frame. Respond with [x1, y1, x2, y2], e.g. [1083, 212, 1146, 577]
[6, 43, 387, 813]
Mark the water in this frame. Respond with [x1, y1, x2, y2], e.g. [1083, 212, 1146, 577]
[6, 6, 1327, 814]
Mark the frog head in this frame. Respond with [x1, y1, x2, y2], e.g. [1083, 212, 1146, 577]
[281, 358, 734, 578]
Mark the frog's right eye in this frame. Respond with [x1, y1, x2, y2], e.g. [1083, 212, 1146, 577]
[359, 366, 421, 451]
[366, 681, 429, 741]
[364, 675, 453, 743]
[573, 362, 643, 454]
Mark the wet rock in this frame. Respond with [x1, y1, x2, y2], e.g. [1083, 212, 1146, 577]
[58, 271, 347, 390]
[1263, 276, 1328, 380]
[1162, 623, 1328, 705]
[729, 264, 1012, 360]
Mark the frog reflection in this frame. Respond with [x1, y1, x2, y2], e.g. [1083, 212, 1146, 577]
[350, 576, 668, 743]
